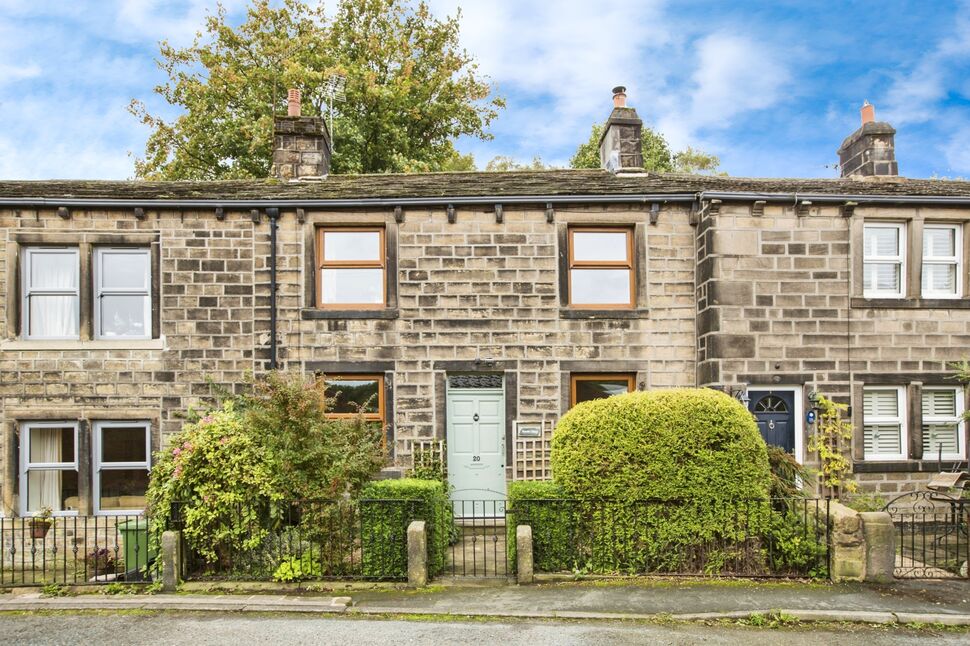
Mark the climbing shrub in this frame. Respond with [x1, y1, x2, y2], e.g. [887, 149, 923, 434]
[407, 443, 447, 483]
[360, 479, 451, 577]
[808, 395, 857, 496]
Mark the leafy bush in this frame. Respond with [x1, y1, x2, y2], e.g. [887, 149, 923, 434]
[146, 401, 280, 564]
[240, 372, 385, 501]
[360, 479, 450, 577]
[546, 389, 773, 573]
[86, 547, 117, 574]
[767, 444, 811, 500]
[507, 480, 578, 571]
[273, 553, 324, 582]
[552, 388, 771, 502]
[763, 510, 828, 578]
[842, 493, 889, 513]
[147, 372, 386, 570]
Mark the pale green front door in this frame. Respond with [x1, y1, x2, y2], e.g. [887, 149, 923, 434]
[446, 387, 506, 511]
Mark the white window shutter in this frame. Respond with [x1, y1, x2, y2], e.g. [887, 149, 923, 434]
[864, 424, 902, 455]
[922, 389, 956, 417]
[864, 390, 898, 417]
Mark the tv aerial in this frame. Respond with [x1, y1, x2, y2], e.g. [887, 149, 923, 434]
[321, 74, 346, 153]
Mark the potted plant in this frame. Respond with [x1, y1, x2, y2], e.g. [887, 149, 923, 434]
[29, 506, 53, 539]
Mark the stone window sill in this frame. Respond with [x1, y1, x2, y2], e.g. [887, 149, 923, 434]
[0, 337, 167, 351]
[851, 297, 970, 309]
[301, 308, 400, 320]
[853, 460, 965, 473]
[559, 308, 648, 320]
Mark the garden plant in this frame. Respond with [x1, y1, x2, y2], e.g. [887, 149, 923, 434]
[509, 388, 828, 577]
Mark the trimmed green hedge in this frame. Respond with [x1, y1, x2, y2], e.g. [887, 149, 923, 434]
[507, 480, 580, 572]
[539, 388, 774, 573]
[552, 388, 771, 503]
[360, 478, 450, 577]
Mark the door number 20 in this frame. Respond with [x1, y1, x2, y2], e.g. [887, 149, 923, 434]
[472, 455, 481, 462]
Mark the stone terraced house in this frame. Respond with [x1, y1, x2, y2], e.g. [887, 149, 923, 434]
[2, 88, 970, 518]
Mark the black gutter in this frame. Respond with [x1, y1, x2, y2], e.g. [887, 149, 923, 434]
[266, 207, 280, 370]
[4, 190, 970, 210]
[0, 194, 698, 209]
[698, 191, 970, 205]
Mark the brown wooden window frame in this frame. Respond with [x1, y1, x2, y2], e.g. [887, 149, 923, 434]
[570, 373, 636, 407]
[323, 374, 386, 426]
[567, 227, 635, 309]
[316, 227, 387, 309]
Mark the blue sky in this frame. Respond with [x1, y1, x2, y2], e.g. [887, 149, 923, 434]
[0, 0, 968, 180]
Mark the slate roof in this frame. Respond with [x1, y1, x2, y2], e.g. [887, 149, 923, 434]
[0, 169, 969, 203]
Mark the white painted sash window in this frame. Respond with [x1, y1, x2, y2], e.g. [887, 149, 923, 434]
[863, 387, 906, 460]
[94, 248, 151, 339]
[863, 223, 905, 298]
[922, 224, 962, 298]
[93, 421, 151, 515]
[922, 387, 965, 461]
[20, 422, 80, 515]
[22, 248, 80, 339]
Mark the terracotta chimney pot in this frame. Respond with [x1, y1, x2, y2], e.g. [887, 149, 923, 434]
[287, 88, 301, 117]
[860, 100, 875, 125]
[612, 86, 627, 108]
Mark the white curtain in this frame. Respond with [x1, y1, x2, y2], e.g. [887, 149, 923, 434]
[29, 251, 78, 338]
[27, 429, 62, 512]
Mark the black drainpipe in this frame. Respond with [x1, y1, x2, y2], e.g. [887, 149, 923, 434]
[266, 207, 280, 370]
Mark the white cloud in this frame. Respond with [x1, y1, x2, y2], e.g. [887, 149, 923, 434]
[942, 122, 970, 175]
[431, 1, 792, 166]
[655, 32, 790, 150]
[114, 0, 248, 46]
[0, 0, 253, 179]
[0, 62, 42, 83]
[882, 5, 970, 125]
[429, 0, 676, 158]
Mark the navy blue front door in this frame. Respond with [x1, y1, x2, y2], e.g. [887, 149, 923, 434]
[748, 390, 795, 452]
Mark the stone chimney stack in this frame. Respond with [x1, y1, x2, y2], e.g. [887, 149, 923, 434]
[837, 101, 898, 178]
[271, 88, 332, 180]
[599, 86, 644, 172]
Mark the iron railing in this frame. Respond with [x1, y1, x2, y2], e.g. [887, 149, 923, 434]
[1, 513, 153, 587]
[171, 498, 428, 582]
[883, 491, 969, 579]
[445, 499, 509, 578]
[507, 497, 830, 578]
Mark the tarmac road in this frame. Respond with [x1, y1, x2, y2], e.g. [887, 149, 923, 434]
[0, 612, 966, 645]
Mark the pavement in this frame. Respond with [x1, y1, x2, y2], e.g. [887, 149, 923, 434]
[1, 579, 969, 626]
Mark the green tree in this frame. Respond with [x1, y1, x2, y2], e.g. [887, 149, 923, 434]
[569, 123, 721, 174]
[484, 155, 550, 171]
[129, 0, 503, 179]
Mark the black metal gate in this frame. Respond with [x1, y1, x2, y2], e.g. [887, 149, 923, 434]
[884, 491, 970, 579]
[445, 498, 510, 578]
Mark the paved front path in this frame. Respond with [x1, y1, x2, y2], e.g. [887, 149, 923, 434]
[0, 613, 967, 646]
